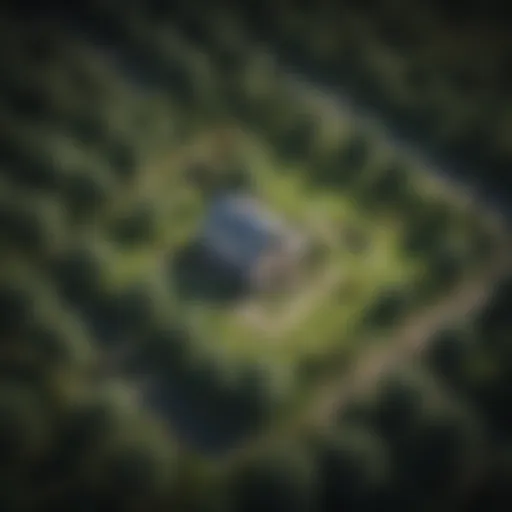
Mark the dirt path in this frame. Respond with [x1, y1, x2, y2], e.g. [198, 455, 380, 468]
[223, 242, 512, 468]
[235, 262, 344, 338]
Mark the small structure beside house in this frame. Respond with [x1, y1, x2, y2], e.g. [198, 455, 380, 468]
[198, 193, 308, 292]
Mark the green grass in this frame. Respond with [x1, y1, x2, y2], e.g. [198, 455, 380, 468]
[167, 133, 424, 374]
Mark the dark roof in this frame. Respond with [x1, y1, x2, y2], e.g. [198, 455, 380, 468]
[200, 193, 291, 271]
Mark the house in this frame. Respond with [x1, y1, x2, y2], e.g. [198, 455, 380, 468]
[198, 193, 308, 292]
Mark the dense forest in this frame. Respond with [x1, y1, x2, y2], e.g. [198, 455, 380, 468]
[0, 1, 510, 511]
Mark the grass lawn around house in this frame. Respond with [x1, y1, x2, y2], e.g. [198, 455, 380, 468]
[93, 121, 504, 425]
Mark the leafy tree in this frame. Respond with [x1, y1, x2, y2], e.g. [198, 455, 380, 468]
[62, 168, 112, 221]
[232, 362, 279, 428]
[69, 109, 108, 147]
[0, 382, 51, 474]
[361, 160, 415, 211]
[139, 320, 194, 376]
[403, 200, 452, 255]
[276, 115, 317, 162]
[0, 275, 38, 339]
[3, 80, 50, 121]
[395, 400, 483, 505]
[309, 425, 392, 512]
[229, 441, 318, 512]
[109, 201, 158, 246]
[370, 369, 428, 443]
[25, 309, 95, 368]
[426, 326, 473, 385]
[94, 437, 176, 510]
[109, 280, 174, 338]
[474, 275, 512, 341]
[50, 244, 106, 309]
[363, 283, 416, 329]
[314, 133, 370, 189]
[47, 396, 121, 478]
[0, 197, 64, 259]
[105, 139, 138, 182]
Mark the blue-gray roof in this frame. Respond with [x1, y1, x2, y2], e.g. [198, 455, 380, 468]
[200, 193, 289, 271]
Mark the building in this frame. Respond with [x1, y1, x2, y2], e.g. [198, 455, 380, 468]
[198, 193, 308, 292]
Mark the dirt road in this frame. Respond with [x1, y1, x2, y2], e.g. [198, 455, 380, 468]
[223, 242, 512, 468]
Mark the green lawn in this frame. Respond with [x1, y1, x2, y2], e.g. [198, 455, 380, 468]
[168, 134, 425, 376]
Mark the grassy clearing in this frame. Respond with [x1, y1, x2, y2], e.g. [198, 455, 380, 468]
[173, 132, 424, 374]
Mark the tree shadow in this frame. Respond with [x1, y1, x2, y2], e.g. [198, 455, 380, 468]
[171, 241, 248, 305]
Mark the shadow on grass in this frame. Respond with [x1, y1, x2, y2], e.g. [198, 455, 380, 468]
[171, 241, 248, 305]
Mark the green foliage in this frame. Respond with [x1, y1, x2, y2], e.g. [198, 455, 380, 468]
[229, 441, 318, 512]
[0, 3, 507, 510]
[0, 195, 65, 259]
[309, 425, 392, 511]
[0, 274, 38, 339]
[109, 202, 158, 246]
[363, 283, 417, 329]
[50, 244, 107, 308]
[0, 382, 51, 473]
[62, 168, 113, 221]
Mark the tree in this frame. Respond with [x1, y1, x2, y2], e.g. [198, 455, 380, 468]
[140, 320, 194, 376]
[69, 109, 108, 147]
[94, 437, 176, 510]
[396, 402, 482, 503]
[232, 362, 280, 429]
[363, 284, 416, 329]
[50, 244, 106, 309]
[105, 139, 138, 182]
[310, 425, 392, 512]
[474, 275, 512, 340]
[0, 197, 64, 259]
[360, 161, 414, 211]
[370, 369, 427, 443]
[4, 80, 50, 121]
[25, 309, 95, 368]
[314, 133, 370, 189]
[276, 115, 317, 162]
[110, 280, 174, 338]
[403, 200, 452, 255]
[109, 201, 158, 247]
[426, 326, 473, 385]
[229, 441, 318, 512]
[62, 168, 112, 221]
[0, 383, 50, 474]
[424, 245, 464, 295]
[47, 395, 121, 479]
[0, 275, 37, 339]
